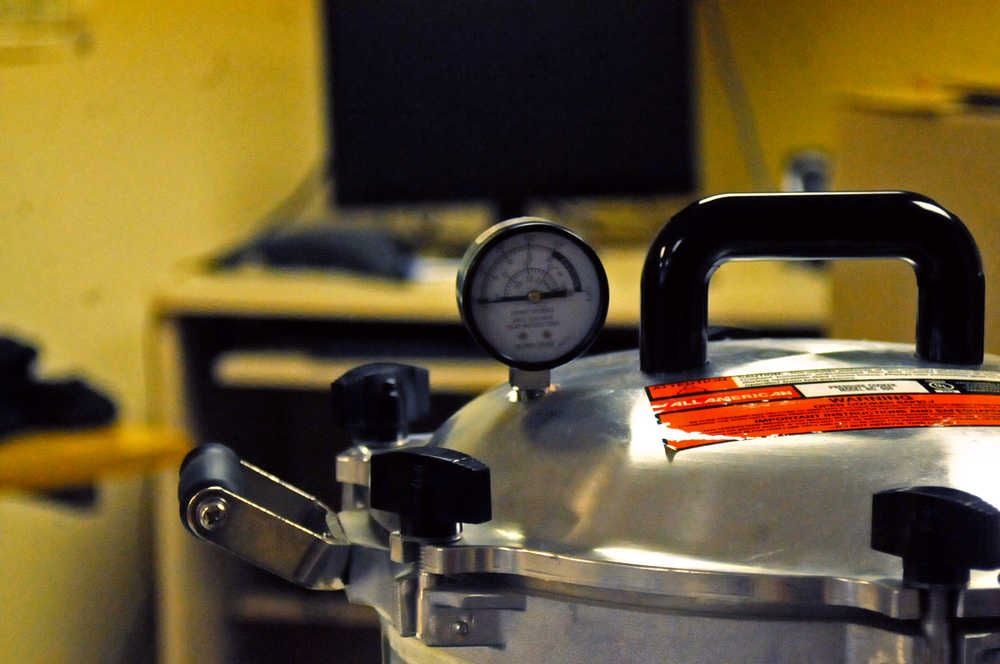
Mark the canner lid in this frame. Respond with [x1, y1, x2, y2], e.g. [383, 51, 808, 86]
[427, 338, 1000, 617]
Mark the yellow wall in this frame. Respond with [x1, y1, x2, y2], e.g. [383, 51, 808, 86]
[0, 2, 322, 662]
[698, 0, 1000, 192]
[0, 0, 322, 419]
[2, 0, 1000, 661]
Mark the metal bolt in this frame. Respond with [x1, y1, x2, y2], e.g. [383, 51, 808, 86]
[451, 620, 470, 637]
[197, 497, 229, 531]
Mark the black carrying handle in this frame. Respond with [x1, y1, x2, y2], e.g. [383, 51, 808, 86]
[639, 192, 985, 372]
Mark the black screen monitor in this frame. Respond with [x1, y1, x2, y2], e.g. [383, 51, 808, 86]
[323, 1, 695, 217]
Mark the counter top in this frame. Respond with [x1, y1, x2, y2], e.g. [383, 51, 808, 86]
[153, 250, 830, 329]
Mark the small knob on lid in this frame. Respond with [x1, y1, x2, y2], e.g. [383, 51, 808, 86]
[871, 486, 1000, 586]
[331, 363, 430, 444]
[370, 446, 492, 540]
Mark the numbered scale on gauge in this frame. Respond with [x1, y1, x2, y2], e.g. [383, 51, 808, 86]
[457, 218, 609, 374]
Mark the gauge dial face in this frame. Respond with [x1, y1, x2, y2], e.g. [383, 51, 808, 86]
[458, 219, 609, 370]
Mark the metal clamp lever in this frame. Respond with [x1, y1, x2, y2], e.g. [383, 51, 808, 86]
[178, 443, 350, 590]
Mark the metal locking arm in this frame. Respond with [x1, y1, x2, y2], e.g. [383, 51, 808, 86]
[178, 443, 350, 590]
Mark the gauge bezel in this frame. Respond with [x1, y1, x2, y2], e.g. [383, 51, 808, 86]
[457, 218, 610, 371]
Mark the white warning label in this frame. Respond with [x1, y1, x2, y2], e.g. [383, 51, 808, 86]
[795, 380, 928, 398]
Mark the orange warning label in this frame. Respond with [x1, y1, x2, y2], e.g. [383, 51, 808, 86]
[651, 385, 802, 414]
[646, 368, 1000, 451]
[647, 376, 739, 399]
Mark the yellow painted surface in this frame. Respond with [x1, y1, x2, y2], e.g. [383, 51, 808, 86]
[0, 2, 321, 662]
[2, 0, 1000, 661]
[0, 477, 154, 664]
[0, 0, 322, 421]
[0, 424, 189, 491]
[696, 0, 1000, 193]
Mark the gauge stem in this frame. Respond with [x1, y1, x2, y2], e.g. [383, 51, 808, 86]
[508, 368, 551, 401]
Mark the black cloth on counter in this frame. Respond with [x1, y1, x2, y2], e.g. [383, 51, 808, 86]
[0, 335, 116, 439]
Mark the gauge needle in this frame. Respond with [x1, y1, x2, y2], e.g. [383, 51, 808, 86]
[477, 289, 570, 304]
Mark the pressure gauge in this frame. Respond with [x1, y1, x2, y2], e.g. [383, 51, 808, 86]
[457, 218, 609, 371]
